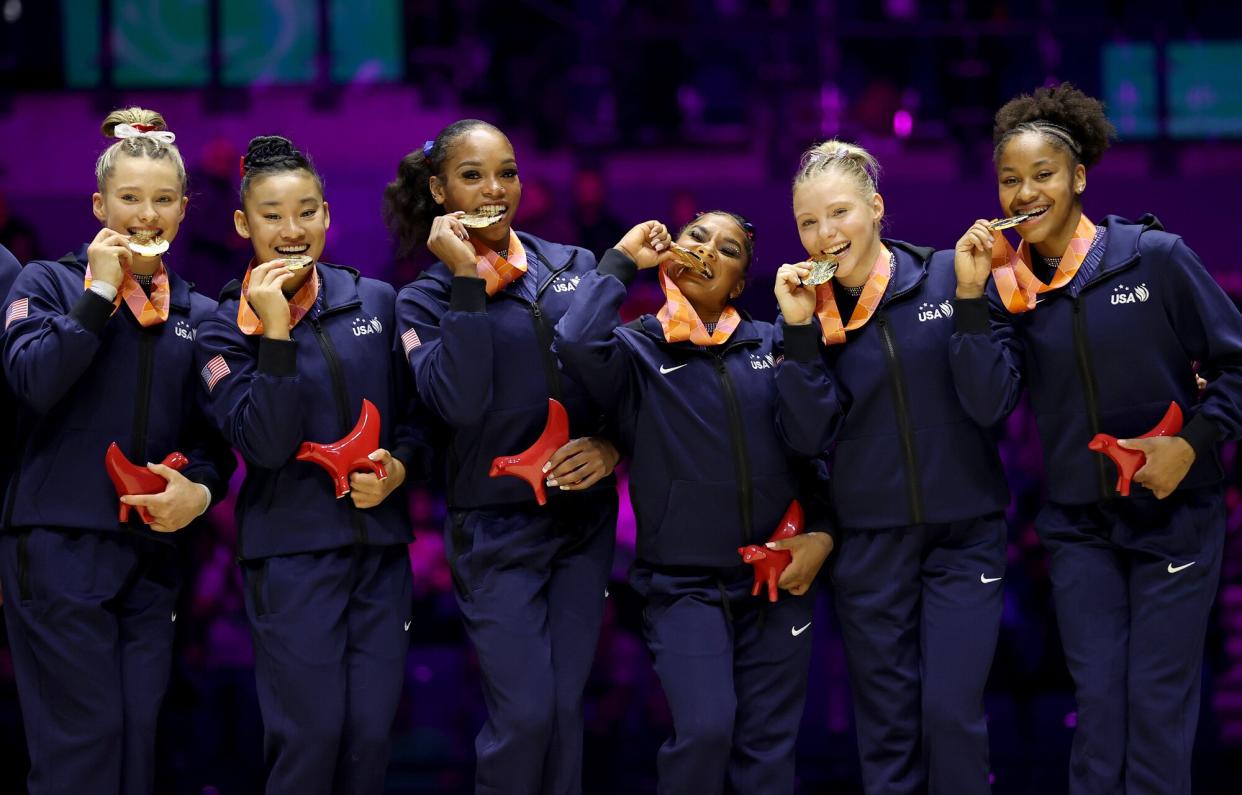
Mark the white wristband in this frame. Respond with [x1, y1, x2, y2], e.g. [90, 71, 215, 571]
[88, 281, 118, 302]
[194, 483, 212, 517]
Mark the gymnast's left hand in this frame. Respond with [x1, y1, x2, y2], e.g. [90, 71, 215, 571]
[544, 437, 620, 491]
[768, 532, 833, 596]
[1118, 436, 1195, 500]
[350, 449, 406, 509]
[613, 221, 671, 270]
[120, 465, 211, 533]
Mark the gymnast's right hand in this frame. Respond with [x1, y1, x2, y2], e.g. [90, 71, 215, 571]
[87, 227, 132, 290]
[429, 212, 480, 277]
[247, 259, 295, 340]
[954, 219, 995, 300]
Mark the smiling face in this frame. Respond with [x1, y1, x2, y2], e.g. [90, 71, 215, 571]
[995, 130, 1086, 254]
[429, 127, 521, 249]
[91, 154, 187, 272]
[668, 212, 750, 320]
[792, 170, 884, 288]
[234, 170, 330, 268]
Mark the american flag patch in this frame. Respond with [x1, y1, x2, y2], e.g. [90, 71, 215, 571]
[5, 297, 28, 330]
[201, 354, 231, 393]
[401, 327, 422, 355]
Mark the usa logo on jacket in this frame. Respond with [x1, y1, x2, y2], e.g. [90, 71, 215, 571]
[749, 352, 776, 370]
[352, 316, 384, 337]
[552, 274, 581, 293]
[917, 301, 954, 322]
[1111, 283, 1150, 305]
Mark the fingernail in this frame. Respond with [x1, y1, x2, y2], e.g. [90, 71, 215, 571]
[546, 478, 558, 487]
[765, 542, 776, 549]
[368, 451, 383, 461]
[542, 462, 551, 473]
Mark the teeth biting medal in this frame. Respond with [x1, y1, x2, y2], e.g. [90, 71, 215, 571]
[989, 208, 1046, 230]
[666, 245, 713, 278]
[127, 229, 168, 257]
[459, 207, 506, 228]
[280, 254, 313, 270]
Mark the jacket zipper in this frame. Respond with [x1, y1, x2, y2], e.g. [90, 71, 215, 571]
[130, 332, 156, 467]
[309, 304, 369, 544]
[877, 313, 924, 524]
[1072, 298, 1111, 500]
[712, 346, 753, 547]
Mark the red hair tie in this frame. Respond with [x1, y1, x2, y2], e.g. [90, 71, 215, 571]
[130, 123, 158, 133]
[239, 156, 247, 179]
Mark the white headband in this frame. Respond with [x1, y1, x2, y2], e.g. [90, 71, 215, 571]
[114, 123, 176, 146]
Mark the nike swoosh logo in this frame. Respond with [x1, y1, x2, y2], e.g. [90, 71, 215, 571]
[603, 587, 610, 598]
[403, 620, 412, 631]
[980, 574, 1003, 584]
[170, 611, 177, 623]
[659, 364, 688, 375]
[1167, 561, 1196, 574]
[792, 622, 812, 637]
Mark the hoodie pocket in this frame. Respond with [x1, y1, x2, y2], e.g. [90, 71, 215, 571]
[656, 479, 746, 563]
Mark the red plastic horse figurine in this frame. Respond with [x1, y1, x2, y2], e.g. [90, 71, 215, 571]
[489, 398, 570, 506]
[1087, 401, 1183, 496]
[738, 500, 805, 602]
[104, 443, 189, 524]
[296, 399, 387, 498]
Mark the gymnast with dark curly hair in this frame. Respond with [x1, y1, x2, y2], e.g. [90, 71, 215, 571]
[950, 82, 1242, 795]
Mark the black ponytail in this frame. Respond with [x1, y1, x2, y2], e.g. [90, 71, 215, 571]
[382, 119, 505, 256]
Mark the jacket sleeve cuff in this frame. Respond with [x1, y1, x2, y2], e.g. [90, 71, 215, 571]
[70, 290, 115, 335]
[953, 297, 991, 335]
[257, 338, 297, 376]
[450, 277, 487, 312]
[598, 248, 638, 286]
[782, 321, 821, 363]
[1177, 413, 1222, 460]
[182, 469, 222, 505]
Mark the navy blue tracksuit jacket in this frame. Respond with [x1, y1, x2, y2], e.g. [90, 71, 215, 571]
[395, 231, 614, 507]
[3, 251, 234, 531]
[194, 262, 424, 559]
[950, 214, 1242, 502]
[554, 248, 835, 568]
[795, 240, 1010, 527]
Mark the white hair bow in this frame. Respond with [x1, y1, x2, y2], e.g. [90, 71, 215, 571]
[114, 123, 176, 145]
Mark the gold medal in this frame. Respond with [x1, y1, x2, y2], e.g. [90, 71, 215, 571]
[280, 255, 313, 271]
[804, 255, 839, 286]
[666, 245, 713, 278]
[128, 230, 169, 257]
